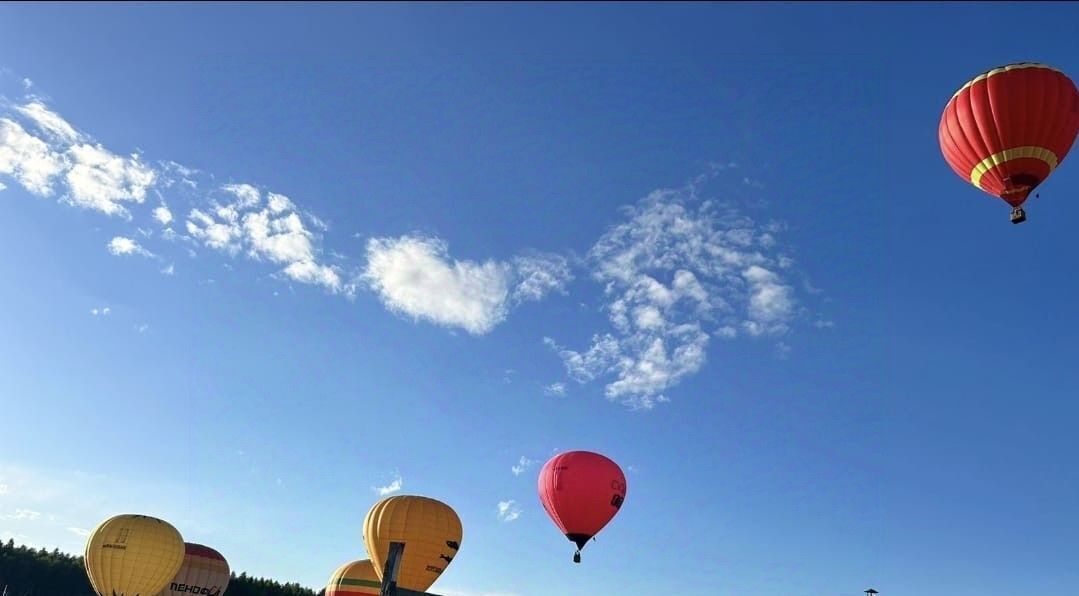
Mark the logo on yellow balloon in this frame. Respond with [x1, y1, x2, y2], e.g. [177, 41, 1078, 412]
[170, 582, 223, 595]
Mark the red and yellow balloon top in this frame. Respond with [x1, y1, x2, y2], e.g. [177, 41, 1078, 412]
[939, 62, 1079, 212]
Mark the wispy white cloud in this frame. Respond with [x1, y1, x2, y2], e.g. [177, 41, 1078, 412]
[0, 181, 6, 191]
[304, 211, 330, 232]
[775, 341, 792, 359]
[153, 203, 173, 225]
[511, 253, 573, 302]
[496, 500, 521, 522]
[742, 265, 793, 336]
[15, 101, 81, 143]
[0, 482, 8, 495]
[63, 143, 155, 219]
[161, 263, 175, 276]
[543, 382, 566, 397]
[0, 118, 66, 195]
[2, 93, 351, 301]
[1, 79, 822, 415]
[135, 324, 149, 334]
[373, 473, 403, 496]
[185, 186, 348, 294]
[186, 206, 242, 254]
[90, 307, 110, 316]
[66, 527, 90, 537]
[511, 456, 534, 476]
[1, 508, 41, 521]
[544, 173, 812, 409]
[108, 236, 153, 258]
[363, 235, 510, 335]
[362, 235, 572, 335]
[223, 183, 260, 209]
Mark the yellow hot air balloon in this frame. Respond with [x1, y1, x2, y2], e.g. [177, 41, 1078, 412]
[156, 542, 231, 596]
[363, 495, 463, 592]
[325, 559, 381, 595]
[84, 514, 185, 596]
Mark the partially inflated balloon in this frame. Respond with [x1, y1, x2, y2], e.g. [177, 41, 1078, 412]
[538, 450, 626, 563]
[156, 542, 230, 596]
[363, 495, 462, 592]
[325, 559, 381, 595]
[85, 514, 185, 596]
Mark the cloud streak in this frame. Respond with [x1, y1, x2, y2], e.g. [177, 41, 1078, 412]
[0, 93, 351, 297]
[185, 185, 349, 294]
[108, 236, 153, 258]
[362, 235, 572, 335]
[0, 74, 822, 410]
[373, 473, 403, 496]
[0, 118, 65, 196]
[496, 500, 521, 522]
[543, 382, 566, 397]
[511, 456, 534, 476]
[544, 173, 812, 409]
[1, 508, 42, 521]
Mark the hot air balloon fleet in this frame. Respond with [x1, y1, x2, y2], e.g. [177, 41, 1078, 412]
[58, 60, 1076, 596]
[77, 452, 627, 596]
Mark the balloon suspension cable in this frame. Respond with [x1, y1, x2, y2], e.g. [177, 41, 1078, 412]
[573, 549, 581, 564]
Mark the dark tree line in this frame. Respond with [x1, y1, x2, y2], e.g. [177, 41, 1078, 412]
[0, 538, 324, 596]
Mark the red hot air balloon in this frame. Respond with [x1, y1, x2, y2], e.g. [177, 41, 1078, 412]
[538, 450, 626, 563]
[939, 62, 1079, 224]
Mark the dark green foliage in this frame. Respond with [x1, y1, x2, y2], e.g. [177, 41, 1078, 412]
[0, 539, 93, 595]
[0, 539, 318, 595]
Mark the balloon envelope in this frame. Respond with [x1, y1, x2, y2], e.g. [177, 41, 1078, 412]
[363, 495, 462, 592]
[325, 559, 381, 596]
[156, 542, 230, 596]
[538, 451, 626, 554]
[84, 514, 185, 596]
[939, 62, 1079, 209]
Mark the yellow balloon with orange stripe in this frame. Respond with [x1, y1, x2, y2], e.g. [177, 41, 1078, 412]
[363, 495, 463, 593]
[326, 559, 381, 595]
[84, 514, 186, 596]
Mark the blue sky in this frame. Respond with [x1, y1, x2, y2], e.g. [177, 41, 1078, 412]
[1, 3, 1078, 595]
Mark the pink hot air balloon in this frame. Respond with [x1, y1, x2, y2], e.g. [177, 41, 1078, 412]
[538, 450, 627, 563]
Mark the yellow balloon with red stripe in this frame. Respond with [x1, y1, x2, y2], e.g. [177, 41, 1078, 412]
[325, 559, 381, 595]
[363, 495, 463, 593]
[84, 514, 186, 596]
